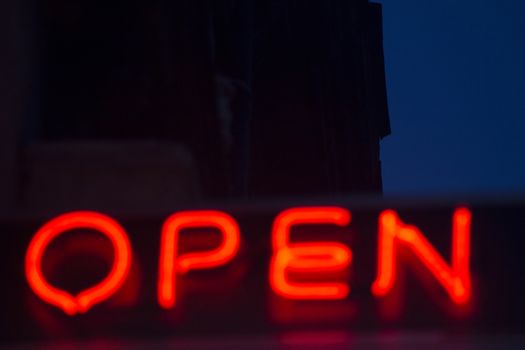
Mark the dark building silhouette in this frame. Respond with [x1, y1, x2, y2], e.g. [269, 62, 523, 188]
[0, 0, 389, 214]
[251, 0, 390, 196]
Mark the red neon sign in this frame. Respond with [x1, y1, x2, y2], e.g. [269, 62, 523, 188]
[24, 207, 472, 316]
[269, 207, 352, 300]
[157, 211, 241, 309]
[25, 212, 132, 315]
[371, 208, 472, 304]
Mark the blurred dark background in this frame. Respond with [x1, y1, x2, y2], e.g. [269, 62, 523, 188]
[2, 0, 524, 216]
[0, 0, 390, 214]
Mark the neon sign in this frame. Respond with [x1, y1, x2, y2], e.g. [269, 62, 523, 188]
[372, 208, 471, 304]
[269, 207, 352, 300]
[24, 206, 472, 316]
[158, 211, 241, 309]
[25, 212, 132, 315]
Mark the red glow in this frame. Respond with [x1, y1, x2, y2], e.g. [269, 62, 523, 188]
[157, 211, 241, 309]
[269, 207, 352, 300]
[25, 212, 132, 315]
[371, 208, 472, 305]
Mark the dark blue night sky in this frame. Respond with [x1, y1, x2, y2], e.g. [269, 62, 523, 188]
[377, 0, 525, 196]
